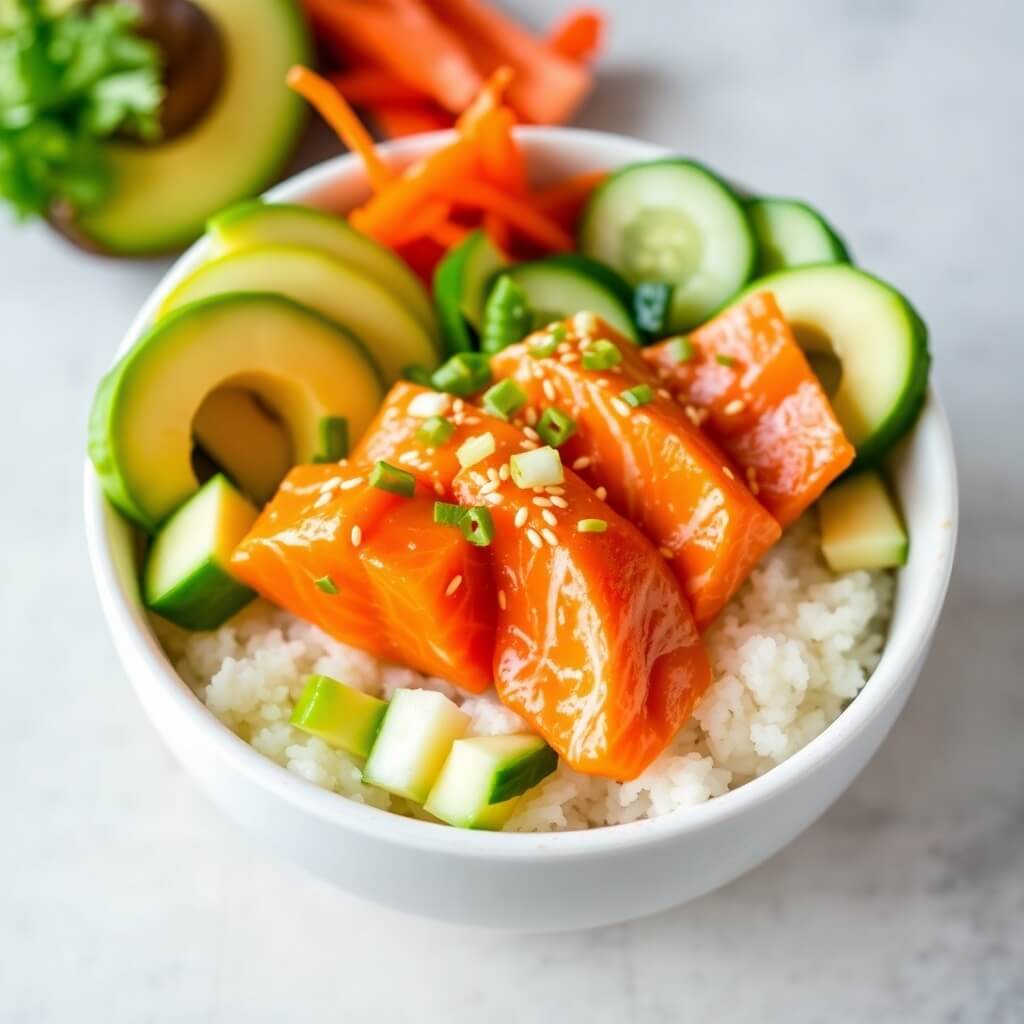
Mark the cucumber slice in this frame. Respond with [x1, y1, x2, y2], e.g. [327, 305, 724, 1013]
[160, 245, 438, 383]
[192, 388, 292, 505]
[362, 689, 470, 803]
[818, 471, 908, 572]
[290, 675, 387, 758]
[579, 159, 755, 331]
[424, 734, 558, 830]
[207, 201, 438, 341]
[740, 264, 930, 467]
[143, 475, 257, 630]
[748, 197, 850, 274]
[505, 254, 639, 342]
[433, 229, 508, 352]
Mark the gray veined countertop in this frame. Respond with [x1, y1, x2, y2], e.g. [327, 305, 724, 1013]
[1, 1, 1022, 1021]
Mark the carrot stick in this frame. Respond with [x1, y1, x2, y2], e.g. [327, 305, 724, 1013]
[390, 199, 454, 245]
[372, 102, 456, 139]
[329, 68, 426, 107]
[286, 65, 393, 192]
[532, 169, 608, 225]
[439, 178, 573, 251]
[547, 10, 605, 63]
[429, 221, 471, 248]
[349, 138, 478, 242]
[455, 65, 515, 135]
[473, 107, 526, 194]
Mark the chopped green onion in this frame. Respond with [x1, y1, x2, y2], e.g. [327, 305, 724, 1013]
[433, 501, 466, 527]
[715, 353, 736, 367]
[314, 575, 338, 594]
[481, 275, 533, 354]
[313, 416, 348, 463]
[536, 407, 577, 448]
[403, 364, 436, 388]
[576, 518, 608, 534]
[633, 282, 674, 338]
[619, 384, 654, 408]
[456, 432, 496, 469]
[549, 322, 567, 343]
[581, 339, 622, 371]
[369, 461, 416, 497]
[664, 335, 694, 364]
[509, 446, 564, 488]
[432, 352, 492, 396]
[460, 507, 495, 547]
[528, 334, 559, 358]
[482, 378, 527, 420]
[416, 415, 455, 446]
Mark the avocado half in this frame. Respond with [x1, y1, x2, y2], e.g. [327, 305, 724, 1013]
[70, 0, 310, 256]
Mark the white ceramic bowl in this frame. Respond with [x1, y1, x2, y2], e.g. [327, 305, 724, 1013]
[85, 127, 958, 931]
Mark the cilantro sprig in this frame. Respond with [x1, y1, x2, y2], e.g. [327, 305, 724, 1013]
[0, 0, 163, 219]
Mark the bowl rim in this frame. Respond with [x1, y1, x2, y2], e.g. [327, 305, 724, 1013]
[84, 125, 959, 860]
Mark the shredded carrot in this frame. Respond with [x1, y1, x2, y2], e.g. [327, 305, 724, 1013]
[533, 169, 608, 226]
[389, 199, 454, 246]
[456, 65, 515, 135]
[286, 66, 393, 192]
[439, 178, 573, 251]
[330, 68, 425, 106]
[547, 10, 605, 63]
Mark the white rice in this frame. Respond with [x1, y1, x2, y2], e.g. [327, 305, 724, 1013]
[159, 516, 892, 831]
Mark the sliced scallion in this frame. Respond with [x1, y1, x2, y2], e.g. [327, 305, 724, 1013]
[369, 461, 416, 497]
[715, 353, 736, 368]
[528, 334, 559, 359]
[664, 335, 694, 364]
[313, 416, 348, 463]
[433, 501, 466, 527]
[314, 575, 338, 594]
[576, 518, 608, 534]
[619, 384, 654, 408]
[482, 378, 526, 421]
[509, 446, 564, 488]
[432, 352, 492, 396]
[460, 507, 494, 547]
[456, 432, 496, 469]
[536, 407, 577, 448]
[581, 339, 622, 371]
[416, 415, 455, 446]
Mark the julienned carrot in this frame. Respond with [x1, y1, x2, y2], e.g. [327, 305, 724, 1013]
[372, 103, 455, 139]
[438, 178, 573, 251]
[390, 199, 454, 246]
[456, 65, 514, 134]
[330, 68, 425, 107]
[547, 9, 605, 62]
[427, 0, 591, 125]
[302, 0, 482, 114]
[287, 66, 393, 191]
[533, 169, 608, 227]
[474, 107, 526, 194]
[349, 139, 478, 242]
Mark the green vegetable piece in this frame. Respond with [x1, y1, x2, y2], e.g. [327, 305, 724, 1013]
[482, 378, 526, 420]
[528, 334, 559, 358]
[664, 335, 695, 364]
[416, 415, 455, 447]
[536, 407, 577, 448]
[433, 501, 466, 527]
[369, 460, 416, 497]
[433, 229, 508, 353]
[581, 339, 622, 371]
[480, 275, 533, 354]
[715, 353, 736, 367]
[633, 281, 675, 338]
[576, 518, 608, 533]
[509, 446, 564, 488]
[290, 675, 387, 759]
[431, 352, 491, 396]
[619, 384, 654, 408]
[314, 575, 338, 594]
[456, 431, 495, 469]
[403, 364, 436, 388]
[460, 506, 494, 547]
[313, 416, 348, 463]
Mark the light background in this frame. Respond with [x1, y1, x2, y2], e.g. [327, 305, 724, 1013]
[2, 1, 1022, 1020]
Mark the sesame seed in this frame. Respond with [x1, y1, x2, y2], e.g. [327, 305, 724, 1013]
[657, 367, 672, 381]
[659, 546, 674, 559]
[487, 467, 498, 482]
[560, 352, 580, 364]
[514, 507, 529, 528]
[320, 477, 342, 492]
[611, 397, 631, 417]
[498, 463, 510, 481]
[525, 407, 538, 426]
[445, 575, 463, 597]
[549, 495, 569, 508]
[541, 527, 559, 546]
[479, 480, 499, 496]
[724, 399, 746, 415]
[541, 509, 558, 527]
[520, 439, 539, 450]
[526, 528, 543, 549]
[595, 486, 608, 501]
[498, 590, 507, 610]
[462, 416, 481, 425]
[596, 379, 609, 389]
[532, 496, 552, 507]
[556, 342, 571, 355]
[723, 466, 736, 480]
[542, 379, 557, 403]
[398, 450, 419, 465]
[350, 525, 363, 547]
[486, 492, 504, 505]
[434, 481, 445, 496]
[426, 448, 436, 456]
[339, 476, 364, 491]
[452, 399, 465, 414]
[314, 492, 333, 508]
[746, 466, 760, 495]
[657, 388, 672, 400]
[572, 456, 591, 471]
[545, 486, 565, 495]
[523, 426, 541, 442]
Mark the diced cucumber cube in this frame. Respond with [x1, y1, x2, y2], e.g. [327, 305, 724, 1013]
[143, 474, 258, 630]
[290, 675, 387, 758]
[818, 470, 909, 572]
[424, 734, 557, 830]
[362, 689, 470, 803]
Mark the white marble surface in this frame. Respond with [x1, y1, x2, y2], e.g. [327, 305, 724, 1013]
[2, 1, 1022, 1020]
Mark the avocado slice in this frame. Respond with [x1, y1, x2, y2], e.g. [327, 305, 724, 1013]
[89, 292, 384, 530]
[159, 244, 440, 382]
[208, 201, 438, 341]
[71, 0, 310, 255]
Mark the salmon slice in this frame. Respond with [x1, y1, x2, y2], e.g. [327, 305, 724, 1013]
[643, 292, 856, 526]
[230, 462, 495, 691]
[454, 434, 711, 780]
[490, 318, 782, 627]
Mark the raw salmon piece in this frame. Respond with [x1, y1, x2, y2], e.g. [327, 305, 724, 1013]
[644, 292, 855, 526]
[454, 435, 711, 780]
[491, 320, 781, 627]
